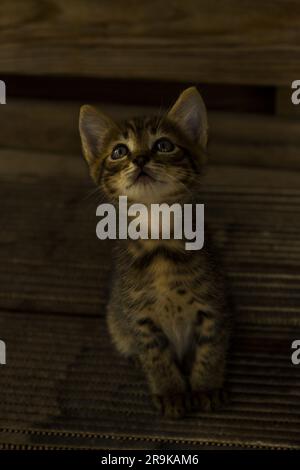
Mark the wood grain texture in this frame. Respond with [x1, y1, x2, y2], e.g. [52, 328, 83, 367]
[210, 111, 300, 169]
[0, 0, 300, 85]
[1, 99, 300, 169]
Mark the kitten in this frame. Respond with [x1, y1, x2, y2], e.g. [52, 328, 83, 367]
[79, 87, 231, 418]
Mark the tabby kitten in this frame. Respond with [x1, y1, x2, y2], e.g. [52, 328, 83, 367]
[79, 87, 231, 418]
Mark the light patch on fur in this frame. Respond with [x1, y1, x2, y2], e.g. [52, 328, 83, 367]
[148, 257, 194, 360]
[161, 311, 193, 361]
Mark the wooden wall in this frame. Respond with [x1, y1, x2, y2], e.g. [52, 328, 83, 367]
[0, 1, 299, 170]
[0, 0, 299, 85]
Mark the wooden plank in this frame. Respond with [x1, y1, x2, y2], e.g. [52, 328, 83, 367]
[0, 0, 300, 85]
[210, 112, 300, 170]
[1, 99, 300, 169]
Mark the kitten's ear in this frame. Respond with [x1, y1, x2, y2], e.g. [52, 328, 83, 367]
[167, 87, 208, 148]
[79, 105, 117, 164]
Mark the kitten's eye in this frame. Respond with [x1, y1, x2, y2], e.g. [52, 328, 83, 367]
[153, 138, 175, 153]
[111, 144, 129, 160]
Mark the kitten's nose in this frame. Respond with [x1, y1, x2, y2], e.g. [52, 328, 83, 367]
[131, 154, 150, 169]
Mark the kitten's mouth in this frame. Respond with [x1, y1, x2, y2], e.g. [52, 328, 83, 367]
[128, 168, 157, 188]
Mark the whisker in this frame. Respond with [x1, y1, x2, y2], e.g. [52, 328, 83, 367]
[80, 186, 106, 205]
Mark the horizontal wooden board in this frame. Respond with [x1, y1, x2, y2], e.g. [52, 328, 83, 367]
[1, 99, 300, 169]
[0, 0, 300, 85]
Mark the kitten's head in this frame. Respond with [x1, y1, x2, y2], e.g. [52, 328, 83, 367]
[79, 87, 208, 204]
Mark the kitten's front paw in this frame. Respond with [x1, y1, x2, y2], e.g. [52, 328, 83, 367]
[153, 393, 191, 419]
[192, 389, 229, 412]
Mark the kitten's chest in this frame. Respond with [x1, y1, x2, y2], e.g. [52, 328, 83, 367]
[149, 255, 196, 300]
[155, 293, 195, 361]
[149, 258, 197, 360]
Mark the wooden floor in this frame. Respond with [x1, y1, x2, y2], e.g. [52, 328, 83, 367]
[0, 149, 300, 449]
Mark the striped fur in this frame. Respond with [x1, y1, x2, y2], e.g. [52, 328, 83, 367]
[79, 88, 231, 417]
